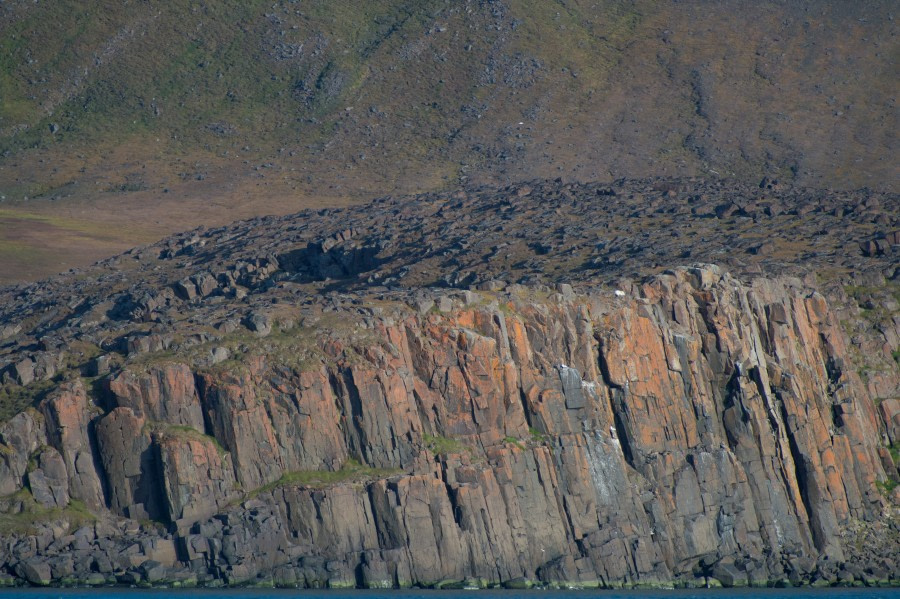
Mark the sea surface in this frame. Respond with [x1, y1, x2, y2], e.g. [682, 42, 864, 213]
[0, 589, 898, 599]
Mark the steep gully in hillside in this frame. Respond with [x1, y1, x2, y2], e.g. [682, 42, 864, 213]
[1, 265, 897, 588]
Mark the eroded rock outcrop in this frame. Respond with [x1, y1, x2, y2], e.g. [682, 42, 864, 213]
[0, 265, 896, 588]
[38, 382, 105, 510]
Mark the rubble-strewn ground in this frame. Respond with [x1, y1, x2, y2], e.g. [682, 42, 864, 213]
[1, 0, 896, 282]
[3, 176, 897, 401]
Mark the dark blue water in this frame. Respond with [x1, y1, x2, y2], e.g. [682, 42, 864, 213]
[1, 589, 898, 599]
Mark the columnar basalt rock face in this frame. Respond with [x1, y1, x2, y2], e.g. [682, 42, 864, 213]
[38, 382, 105, 510]
[595, 270, 887, 564]
[0, 266, 896, 587]
[94, 407, 161, 521]
[107, 364, 205, 431]
[155, 430, 239, 531]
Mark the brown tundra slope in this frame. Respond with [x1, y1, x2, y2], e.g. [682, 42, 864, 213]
[1, 0, 897, 283]
[0, 177, 898, 588]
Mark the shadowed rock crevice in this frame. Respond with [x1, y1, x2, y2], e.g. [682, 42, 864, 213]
[278, 238, 382, 283]
[778, 394, 827, 552]
[148, 440, 173, 528]
[334, 369, 368, 466]
[609, 392, 635, 470]
[596, 338, 635, 468]
[86, 415, 112, 509]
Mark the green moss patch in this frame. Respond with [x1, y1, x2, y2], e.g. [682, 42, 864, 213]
[251, 458, 400, 496]
[423, 433, 470, 456]
[0, 491, 95, 536]
[144, 422, 227, 457]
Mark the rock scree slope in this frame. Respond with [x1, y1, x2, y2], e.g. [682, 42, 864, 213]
[0, 177, 898, 588]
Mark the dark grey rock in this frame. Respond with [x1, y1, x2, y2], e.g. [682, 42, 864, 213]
[20, 559, 51, 585]
[244, 311, 273, 336]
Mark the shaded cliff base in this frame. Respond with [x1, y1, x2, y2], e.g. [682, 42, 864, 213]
[0, 501, 898, 590]
[1, 265, 899, 589]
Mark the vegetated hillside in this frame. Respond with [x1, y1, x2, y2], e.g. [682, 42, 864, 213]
[0, 177, 897, 588]
[0, 0, 896, 282]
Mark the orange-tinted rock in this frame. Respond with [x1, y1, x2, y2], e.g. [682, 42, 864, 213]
[39, 381, 104, 509]
[880, 399, 900, 445]
[94, 407, 163, 520]
[108, 364, 204, 430]
[155, 429, 238, 530]
[197, 372, 285, 490]
[2, 266, 894, 587]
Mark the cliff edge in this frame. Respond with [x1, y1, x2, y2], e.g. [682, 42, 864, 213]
[0, 179, 898, 588]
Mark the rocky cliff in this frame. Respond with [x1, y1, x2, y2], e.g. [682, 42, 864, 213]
[1, 266, 897, 588]
[0, 179, 898, 588]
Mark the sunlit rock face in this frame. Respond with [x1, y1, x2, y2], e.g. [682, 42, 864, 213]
[1, 263, 895, 588]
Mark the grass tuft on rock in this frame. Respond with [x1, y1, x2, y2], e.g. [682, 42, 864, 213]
[423, 433, 470, 456]
[251, 458, 400, 496]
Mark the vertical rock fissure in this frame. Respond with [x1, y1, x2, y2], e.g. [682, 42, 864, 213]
[412, 387, 436, 438]
[611, 397, 635, 468]
[776, 394, 821, 550]
[193, 373, 217, 441]
[335, 369, 368, 467]
[596, 337, 634, 468]
[517, 387, 534, 430]
[830, 404, 841, 431]
[821, 334, 843, 387]
[3, 263, 896, 587]
[150, 438, 174, 529]
[141, 442, 167, 523]
[749, 368, 783, 439]
[674, 335, 694, 399]
[366, 483, 388, 547]
[439, 461, 465, 528]
[86, 417, 112, 509]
